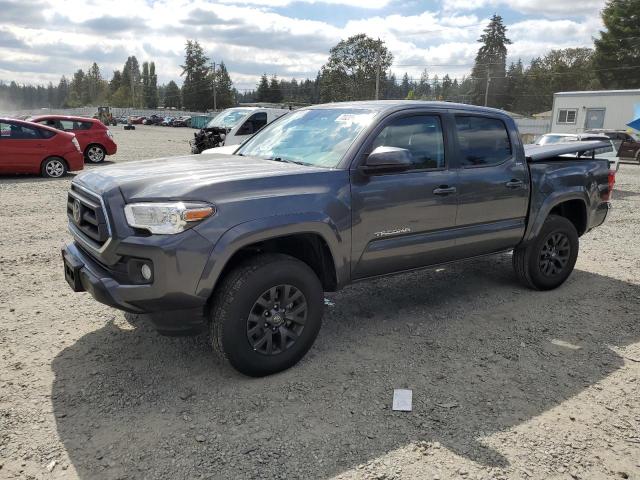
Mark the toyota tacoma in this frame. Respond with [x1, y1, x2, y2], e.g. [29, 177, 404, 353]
[62, 101, 614, 376]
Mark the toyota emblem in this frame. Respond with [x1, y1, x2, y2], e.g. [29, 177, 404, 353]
[72, 199, 82, 224]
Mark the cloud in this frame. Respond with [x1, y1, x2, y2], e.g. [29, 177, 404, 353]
[0, 0, 47, 25]
[442, 0, 606, 16]
[0, 0, 603, 90]
[217, 0, 391, 7]
[79, 15, 149, 33]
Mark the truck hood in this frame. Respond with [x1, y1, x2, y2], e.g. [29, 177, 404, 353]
[74, 153, 326, 201]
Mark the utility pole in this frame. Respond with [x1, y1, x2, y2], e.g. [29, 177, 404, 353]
[484, 69, 491, 107]
[375, 38, 381, 100]
[211, 61, 217, 111]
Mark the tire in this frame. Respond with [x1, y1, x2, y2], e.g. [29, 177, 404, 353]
[41, 157, 67, 178]
[513, 215, 579, 290]
[85, 144, 106, 163]
[124, 125, 135, 130]
[210, 253, 324, 377]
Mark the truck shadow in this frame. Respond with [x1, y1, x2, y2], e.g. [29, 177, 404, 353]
[51, 255, 640, 479]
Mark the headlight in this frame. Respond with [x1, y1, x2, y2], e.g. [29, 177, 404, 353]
[124, 202, 215, 234]
[71, 137, 81, 152]
[106, 129, 113, 139]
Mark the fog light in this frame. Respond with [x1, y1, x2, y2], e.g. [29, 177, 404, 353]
[141, 264, 152, 281]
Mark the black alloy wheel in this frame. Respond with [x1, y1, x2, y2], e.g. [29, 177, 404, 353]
[247, 284, 307, 355]
[538, 232, 571, 277]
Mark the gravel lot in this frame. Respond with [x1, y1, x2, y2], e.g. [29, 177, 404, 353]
[1, 125, 639, 480]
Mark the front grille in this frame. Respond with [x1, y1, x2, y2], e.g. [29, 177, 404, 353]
[67, 184, 111, 249]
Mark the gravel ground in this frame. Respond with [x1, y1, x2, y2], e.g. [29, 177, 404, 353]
[0, 125, 639, 480]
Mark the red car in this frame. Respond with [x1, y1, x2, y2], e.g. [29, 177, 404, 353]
[0, 118, 84, 177]
[29, 115, 117, 163]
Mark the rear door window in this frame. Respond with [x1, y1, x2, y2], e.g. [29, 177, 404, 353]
[455, 116, 512, 167]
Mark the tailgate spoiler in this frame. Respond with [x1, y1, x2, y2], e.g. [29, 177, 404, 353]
[524, 141, 610, 161]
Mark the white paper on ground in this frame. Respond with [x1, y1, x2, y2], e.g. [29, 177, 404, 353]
[392, 389, 412, 411]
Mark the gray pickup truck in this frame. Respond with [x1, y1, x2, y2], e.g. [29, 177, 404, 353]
[62, 101, 614, 376]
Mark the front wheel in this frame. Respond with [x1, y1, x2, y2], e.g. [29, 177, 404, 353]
[210, 254, 324, 377]
[513, 215, 579, 290]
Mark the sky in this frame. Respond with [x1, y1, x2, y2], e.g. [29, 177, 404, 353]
[0, 0, 607, 92]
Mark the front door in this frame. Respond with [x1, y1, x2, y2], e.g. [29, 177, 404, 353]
[350, 113, 459, 279]
[452, 114, 529, 257]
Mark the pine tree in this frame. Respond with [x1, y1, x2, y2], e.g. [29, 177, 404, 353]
[267, 76, 282, 103]
[470, 15, 511, 108]
[215, 61, 235, 109]
[256, 74, 270, 102]
[181, 40, 212, 111]
[164, 80, 181, 108]
[594, 0, 640, 88]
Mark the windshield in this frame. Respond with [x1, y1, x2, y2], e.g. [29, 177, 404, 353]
[206, 109, 251, 129]
[236, 108, 376, 168]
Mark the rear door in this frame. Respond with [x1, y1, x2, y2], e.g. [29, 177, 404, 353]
[452, 114, 529, 256]
[350, 111, 459, 279]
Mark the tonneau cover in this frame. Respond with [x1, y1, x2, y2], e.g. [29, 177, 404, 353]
[524, 141, 610, 161]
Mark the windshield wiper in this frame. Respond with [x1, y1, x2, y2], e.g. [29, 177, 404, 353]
[266, 157, 309, 166]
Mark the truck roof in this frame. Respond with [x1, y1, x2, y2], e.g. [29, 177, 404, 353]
[306, 100, 510, 116]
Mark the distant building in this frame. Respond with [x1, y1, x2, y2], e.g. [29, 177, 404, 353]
[551, 89, 640, 133]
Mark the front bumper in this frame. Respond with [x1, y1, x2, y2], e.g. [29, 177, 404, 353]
[62, 235, 211, 334]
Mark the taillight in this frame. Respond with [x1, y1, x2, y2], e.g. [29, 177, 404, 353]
[602, 169, 616, 201]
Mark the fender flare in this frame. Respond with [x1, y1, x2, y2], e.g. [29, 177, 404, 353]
[195, 212, 348, 300]
[523, 189, 589, 243]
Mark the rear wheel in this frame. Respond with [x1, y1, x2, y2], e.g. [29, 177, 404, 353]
[210, 254, 324, 377]
[85, 144, 106, 163]
[41, 157, 67, 178]
[513, 215, 579, 290]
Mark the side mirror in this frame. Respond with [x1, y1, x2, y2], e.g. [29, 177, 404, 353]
[360, 146, 413, 174]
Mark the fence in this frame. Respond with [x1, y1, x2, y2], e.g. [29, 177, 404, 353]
[514, 118, 551, 143]
[2, 107, 219, 124]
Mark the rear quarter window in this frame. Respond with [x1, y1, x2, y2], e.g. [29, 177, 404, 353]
[455, 116, 512, 167]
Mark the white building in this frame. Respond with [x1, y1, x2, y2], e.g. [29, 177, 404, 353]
[550, 89, 640, 133]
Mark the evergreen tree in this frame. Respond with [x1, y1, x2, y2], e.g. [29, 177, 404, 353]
[142, 62, 151, 107]
[110, 70, 122, 95]
[256, 74, 270, 102]
[148, 62, 158, 108]
[86, 62, 103, 104]
[164, 80, 181, 108]
[594, 0, 640, 88]
[269, 76, 283, 103]
[214, 61, 235, 109]
[470, 14, 511, 108]
[181, 40, 211, 111]
[415, 69, 431, 99]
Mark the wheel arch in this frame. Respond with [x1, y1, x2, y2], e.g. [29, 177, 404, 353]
[525, 191, 589, 243]
[196, 215, 347, 303]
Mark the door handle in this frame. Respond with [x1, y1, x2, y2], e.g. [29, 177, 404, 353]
[433, 186, 457, 196]
[506, 179, 524, 189]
